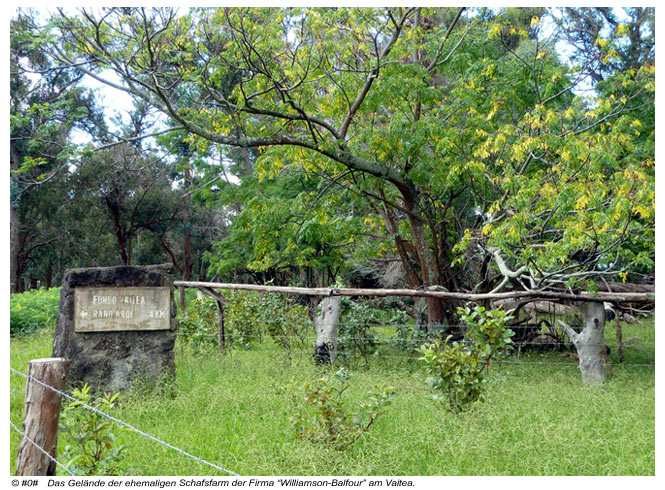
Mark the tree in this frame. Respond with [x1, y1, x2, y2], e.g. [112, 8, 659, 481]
[44, 7, 654, 330]
[553, 7, 654, 84]
[476, 8, 655, 291]
[70, 140, 179, 266]
[10, 9, 107, 291]
[155, 131, 228, 312]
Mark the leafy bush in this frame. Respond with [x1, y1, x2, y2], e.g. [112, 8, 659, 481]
[337, 299, 381, 365]
[419, 305, 514, 413]
[260, 293, 311, 359]
[177, 291, 311, 353]
[292, 368, 394, 450]
[176, 297, 219, 352]
[10, 287, 60, 336]
[177, 292, 263, 350]
[59, 384, 127, 476]
[224, 291, 265, 348]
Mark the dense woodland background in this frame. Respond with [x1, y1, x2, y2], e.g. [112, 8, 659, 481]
[10, 7, 654, 327]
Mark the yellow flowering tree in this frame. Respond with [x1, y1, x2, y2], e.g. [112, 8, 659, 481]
[45, 7, 654, 327]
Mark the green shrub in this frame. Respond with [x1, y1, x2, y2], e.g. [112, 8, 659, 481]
[223, 291, 265, 348]
[337, 299, 381, 365]
[260, 293, 311, 359]
[419, 305, 514, 413]
[59, 384, 127, 476]
[292, 368, 394, 451]
[10, 287, 60, 336]
[177, 291, 312, 353]
[176, 297, 219, 352]
[224, 291, 312, 350]
[177, 292, 264, 350]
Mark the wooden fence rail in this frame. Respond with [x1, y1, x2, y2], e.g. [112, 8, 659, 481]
[175, 280, 654, 373]
[174, 281, 655, 304]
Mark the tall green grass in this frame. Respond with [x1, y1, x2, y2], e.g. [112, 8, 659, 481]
[9, 319, 654, 476]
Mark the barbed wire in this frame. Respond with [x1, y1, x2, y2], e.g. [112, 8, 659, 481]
[495, 359, 655, 367]
[179, 346, 655, 368]
[195, 336, 656, 348]
[179, 318, 656, 329]
[9, 367, 239, 476]
[9, 419, 75, 476]
[181, 329, 655, 348]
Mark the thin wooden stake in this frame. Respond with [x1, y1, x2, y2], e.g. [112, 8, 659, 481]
[216, 301, 226, 352]
[615, 317, 624, 363]
[16, 358, 70, 476]
[198, 287, 228, 352]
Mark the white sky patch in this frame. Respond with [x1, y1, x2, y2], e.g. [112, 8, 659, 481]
[83, 70, 136, 128]
[70, 70, 142, 146]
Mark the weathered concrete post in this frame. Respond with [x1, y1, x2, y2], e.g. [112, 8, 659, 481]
[558, 301, 607, 385]
[52, 264, 177, 392]
[314, 293, 342, 365]
[16, 358, 70, 476]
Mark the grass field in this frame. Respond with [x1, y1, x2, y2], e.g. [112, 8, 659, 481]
[9, 318, 655, 476]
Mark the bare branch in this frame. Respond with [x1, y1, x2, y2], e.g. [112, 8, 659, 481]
[556, 319, 579, 344]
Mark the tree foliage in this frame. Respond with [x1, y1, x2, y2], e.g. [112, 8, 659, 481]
[10, 9, 107, 291]
[11, 7, 654, 322]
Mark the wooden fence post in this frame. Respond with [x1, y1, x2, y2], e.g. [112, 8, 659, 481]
[199, 287, 228, 352]
[16, 358, 70, 476]
[216, 300, 226, 352]
[615, 317, 624, 363]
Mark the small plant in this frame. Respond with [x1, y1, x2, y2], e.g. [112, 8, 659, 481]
[292, 368, 394, 450]
[460, 305, 514, 354]
[59, 384, 127, 476]
[419, 305, 513, 413]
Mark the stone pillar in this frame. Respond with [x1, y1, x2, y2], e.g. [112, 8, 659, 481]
[52, 264, 177, 393]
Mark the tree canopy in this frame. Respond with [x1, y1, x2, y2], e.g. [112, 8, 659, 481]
[10, 7, 654, 327]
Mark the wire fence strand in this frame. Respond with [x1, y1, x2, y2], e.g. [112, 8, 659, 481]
[9, 419, 75, 476]
[182, 346, 655, 368]
[9, 367, 239, 476]
[186, 330, 656, 347]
